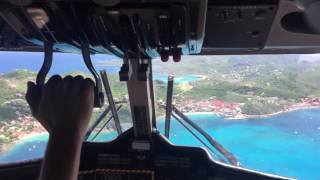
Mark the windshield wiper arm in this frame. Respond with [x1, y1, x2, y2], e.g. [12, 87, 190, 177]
[165, 75, 174, 138]
[171, 113, 227, 163]
[85, 106, 111, 141]
[172, 106, 239, 166]
[85, 69, 128, 141]
[162, 74, 239, 166]
[100, 70, 122, 134]
[91, 105, 123, 141]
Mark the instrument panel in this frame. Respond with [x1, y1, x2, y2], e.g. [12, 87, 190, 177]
[0, 0, 206, 59]
[204, 3, 277, 49]
[1, 0, 320, 55]
[0, 129, 292, 180]
[77, 129, 291, 180]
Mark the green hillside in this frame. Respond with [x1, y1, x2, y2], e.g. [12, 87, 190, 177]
[1, 54, 320, 152]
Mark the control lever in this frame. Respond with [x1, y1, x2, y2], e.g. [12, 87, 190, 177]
[36, 42, 104, 107]
[36, 42, 53, 87]
[81, 44, 104, 107]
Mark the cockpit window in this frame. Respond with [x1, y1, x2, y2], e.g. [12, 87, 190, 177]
[0, 52, 132, 163]
[0, 53, 320, 180]
[152, 54, 320, 180]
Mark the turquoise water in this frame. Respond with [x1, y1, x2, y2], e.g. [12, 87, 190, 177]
[153, 74, 202, 83]
[157, 109, 320, 180]
[1, 109, 320, 180]
[0, 134, 49, 163]
[0, 131, 118, 163]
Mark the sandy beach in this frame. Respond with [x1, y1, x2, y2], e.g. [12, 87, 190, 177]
[1, 104, 320, 155]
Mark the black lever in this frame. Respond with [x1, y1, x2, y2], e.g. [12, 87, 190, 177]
[81, 44, 104, 108]
[36, 42, 53, 87]
[36, 42, 104, 108]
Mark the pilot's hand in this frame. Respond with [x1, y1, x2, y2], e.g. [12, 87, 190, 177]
[26, 75, 94, 139]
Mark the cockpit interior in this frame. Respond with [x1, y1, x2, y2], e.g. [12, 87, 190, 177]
[1, 0, 320, 179]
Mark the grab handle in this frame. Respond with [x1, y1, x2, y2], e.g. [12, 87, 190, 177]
[36, 42, 104, 107]
[36, 42, 53, 87]
[81, 44, 104, 107]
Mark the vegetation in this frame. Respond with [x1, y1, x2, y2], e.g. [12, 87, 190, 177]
[1, 54, 320, 152]
[241, 100, 284, 115]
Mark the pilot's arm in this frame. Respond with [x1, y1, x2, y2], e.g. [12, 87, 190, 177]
[26, 75, 94, 180]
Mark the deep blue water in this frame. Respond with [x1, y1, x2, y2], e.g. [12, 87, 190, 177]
[1, 52, 320, 179]
[0, 51, 119, 75]
[0, 52, 201, 83]
[1, 109, 320, 180]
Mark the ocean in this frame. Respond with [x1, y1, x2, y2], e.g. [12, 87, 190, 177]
[1, 51, 320, 179]
[0, 51, 119, 75]
[0, 109, 320, 180]
[0, 51, 202, 83]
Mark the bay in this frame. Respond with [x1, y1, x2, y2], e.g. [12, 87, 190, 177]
[1, 108, 319, 180]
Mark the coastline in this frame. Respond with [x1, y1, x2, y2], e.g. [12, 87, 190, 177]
[1, 104, 320, 156]
[183, 112, 217, 116]
[0, 116, 47, 155]
[0, 128, 115, 156]
[18, 132, 48, 141]
[171, 105, 320, 120]
[0, 132, 48, 156]
[232, 105, 320, 120]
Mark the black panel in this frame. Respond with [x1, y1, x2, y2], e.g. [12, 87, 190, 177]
[79, 129, 290, 180]
[0, 0, 206, 57]
[2, 0, 320, 55]
[203, 3, 278, 49]
[0, 17, 40, 51]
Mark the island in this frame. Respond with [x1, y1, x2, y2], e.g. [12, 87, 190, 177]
[1, 54, 320, 154]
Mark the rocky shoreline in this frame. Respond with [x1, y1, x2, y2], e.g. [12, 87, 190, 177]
[0, 116, 46, 155]
[178, 105, 320, 120]
[1, 93, 320, 157]
[176, 98, 320, 120]
[227, 105, 320, 120]
[0, 121, 118, 155]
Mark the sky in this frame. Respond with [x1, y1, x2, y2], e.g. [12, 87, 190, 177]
[1, 51, 320, 75]
[0, 51, 118, 74]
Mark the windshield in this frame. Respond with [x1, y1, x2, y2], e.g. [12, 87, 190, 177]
[0, 53, 320, 180]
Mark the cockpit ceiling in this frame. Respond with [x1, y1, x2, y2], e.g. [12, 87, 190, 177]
[1, 0, 320, 55]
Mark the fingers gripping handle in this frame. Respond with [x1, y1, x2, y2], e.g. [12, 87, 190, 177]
[36, 42, 104, 108]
